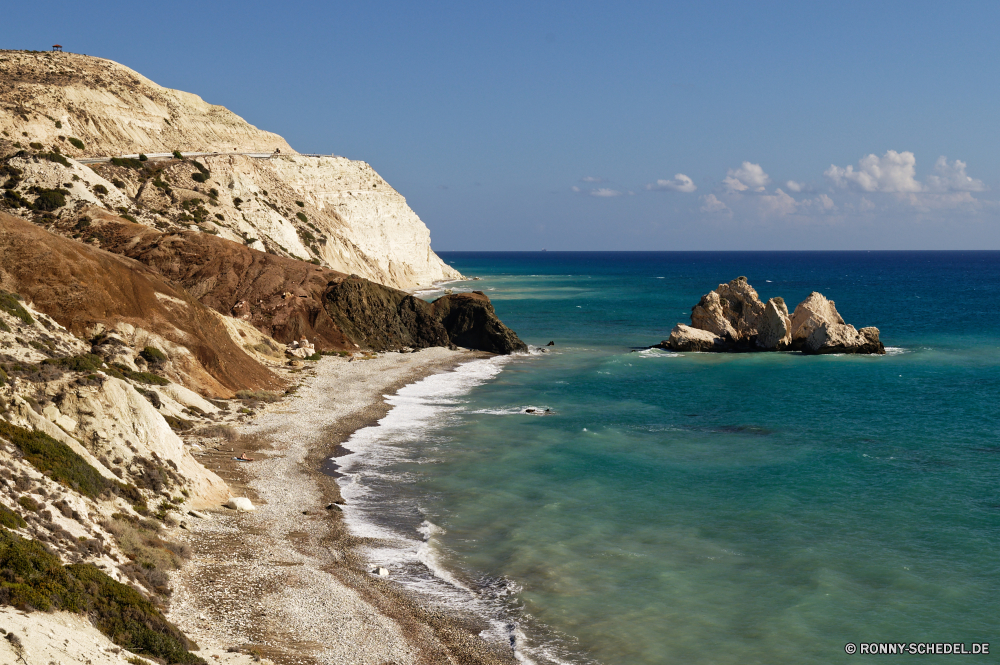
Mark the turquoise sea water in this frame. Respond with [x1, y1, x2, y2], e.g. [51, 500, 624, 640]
[335, 252, 1000, 664]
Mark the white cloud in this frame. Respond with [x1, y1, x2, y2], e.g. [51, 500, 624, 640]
[700, 193, 731, 214]
[757, 188, 798, 216]
[785, 180, 804, 192]
[646, 173, 697, 193]
[724, 162, 770, 193]
[590, 188, 622, 197]
[571, 186, 581, 193]
[581, 176, 604, 183]
[825, 150, 923, 193]
[925, 157, 985, 192]
[817, 193, 837, 211]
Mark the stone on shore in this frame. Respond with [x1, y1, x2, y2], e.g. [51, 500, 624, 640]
[226, 497, 255, 512]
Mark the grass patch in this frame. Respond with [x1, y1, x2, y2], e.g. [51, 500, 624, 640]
[109, 363, 170, 386]
[30, 186, 68, 211]
[0, 421, 114, 500]
[110, 157, 144, 170]
[42, 353, 103, 372]
[39, 152, 70, 167]
[0, 291, 32, 324]
[0, 505, 26, 529]
[0, 528, 205, 663]
[139, 346, 166, 364]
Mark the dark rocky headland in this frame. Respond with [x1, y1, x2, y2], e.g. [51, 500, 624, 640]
[657, 276, 885, 355]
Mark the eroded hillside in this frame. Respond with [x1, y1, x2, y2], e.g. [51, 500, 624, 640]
[0, 50, 461, 289]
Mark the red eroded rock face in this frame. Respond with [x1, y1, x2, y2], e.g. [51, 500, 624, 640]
[0, 212, 282, 396]
[73, 215, 526, 355]
[76, 216, 355, 350]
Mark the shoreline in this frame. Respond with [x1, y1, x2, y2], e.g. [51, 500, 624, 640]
[168, 348, 519, 665]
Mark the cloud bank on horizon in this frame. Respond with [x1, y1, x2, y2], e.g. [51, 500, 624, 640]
[575, 149, 992, 225]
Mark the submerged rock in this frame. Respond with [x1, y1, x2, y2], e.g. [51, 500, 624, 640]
[659, 278, 884, 355]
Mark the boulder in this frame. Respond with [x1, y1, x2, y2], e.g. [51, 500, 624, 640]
[690, 277, 766, 342]
[659, 324, 725, 352]
[756, 297, 792, 350]
[658, 278, 885, 355]
[804, 323, 885, 355]
[789, 292, 845, 347]
[431, 292, 528, 354]
[226, 497, 255, 512]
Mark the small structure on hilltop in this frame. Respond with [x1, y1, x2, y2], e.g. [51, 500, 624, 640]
[52, 44, 63, 52]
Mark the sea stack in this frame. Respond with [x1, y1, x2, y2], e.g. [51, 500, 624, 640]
[658, 277, 885, 354]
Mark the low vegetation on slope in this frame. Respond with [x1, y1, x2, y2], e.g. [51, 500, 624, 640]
[0, 527, 205, 664]
[0, 421, 116, 499]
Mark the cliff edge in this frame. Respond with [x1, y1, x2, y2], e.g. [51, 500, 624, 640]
[0, 50, 460, 289]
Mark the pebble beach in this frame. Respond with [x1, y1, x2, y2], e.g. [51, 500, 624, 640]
[167, 349, 518, 665]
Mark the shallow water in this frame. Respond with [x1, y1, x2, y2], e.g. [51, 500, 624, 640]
[336, 252, 1000, 664]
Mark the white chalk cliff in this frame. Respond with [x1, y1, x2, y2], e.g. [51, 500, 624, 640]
[0, 50, 459, 289]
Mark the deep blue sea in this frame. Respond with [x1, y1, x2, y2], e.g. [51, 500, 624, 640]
[335, 252, 1000, 664]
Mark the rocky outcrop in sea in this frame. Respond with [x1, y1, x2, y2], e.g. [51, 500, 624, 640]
[658, 277, 885, 355]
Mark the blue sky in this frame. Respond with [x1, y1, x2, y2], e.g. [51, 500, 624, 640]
[4, 1, 1000, 250]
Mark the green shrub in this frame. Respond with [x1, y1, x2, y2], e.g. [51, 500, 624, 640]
[295, 200, 305, 207]
[68, 137, 84, 150]
[39, 151, 70, 167]
[42, 353, 103, 372]
[17, 495, 38, 512]
[138, 154, 148, 162]
[93, 183, 108, 195]
[0, 366, 7, 382]
[0, 504, 26, 529]
[55, 120, 62, 129]
[190, 172, 208, 183]
[125, 371, 169, 386]
[0, 291, 32, 324]
[296, 212, 307, 223]
[29, 142, 43, 150]
[110, 157, 143, 170]
[172, 150, 183, 159]
[30, 187, 67, 211]
[0, 421, 114, 499]
[208, 188, 218, 198]
[0, 529, 205, 663]
[140, 346, 166, 363]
